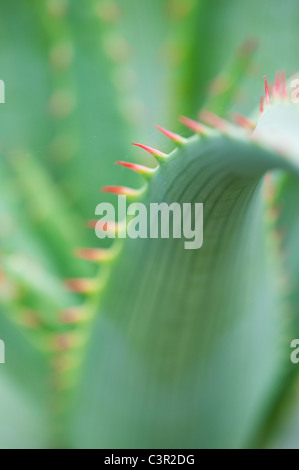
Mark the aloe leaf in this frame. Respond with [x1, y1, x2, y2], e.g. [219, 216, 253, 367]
[68, 99, 299, 448]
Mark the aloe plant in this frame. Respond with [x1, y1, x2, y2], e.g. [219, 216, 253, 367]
[1, 0, 299, 449]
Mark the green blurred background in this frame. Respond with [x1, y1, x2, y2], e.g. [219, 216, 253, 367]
[0, 0, 299, 449]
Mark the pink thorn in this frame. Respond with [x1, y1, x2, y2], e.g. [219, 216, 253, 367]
[116, 161, 154, 175]
[101, 185, 141, 196]
[264, 76, 271, 106]
[179, 116, 207, 135]
[131, 143, 167, 159]
[199, 109, 229, 131]
[264, 173, 276, 201]
[260, 96, 264, 116]
[21, 309, 42, 329]
[65, 278, 95, 293]
[53, 334, 76, 352]
[274, 72, 280, 97]
[281, 71, 288, 99]
[232, 113, 255, 130]
[155, 125, 185, 144]
[88, 219, 119, 233]
[87, 219, 97, 229]
[61, 307, 84, 324]
[75, 247, 113, 262]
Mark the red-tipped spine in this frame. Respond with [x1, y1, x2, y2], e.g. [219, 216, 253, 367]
[61, 307, 86, 324]
[88, 219, 119, 233]
[52, 332, 84, 351]
[19, 309, 42, 329]
[116, 161, 155, 176]
[131, 143, 167, 159]
[274, 71, 280, 97]
[65, 278, 96, 294]
[281, 71, 288, 100]
[264, 76, 271, 106]
[179, 116, 208, 135]
[74, 247, 114, 262]
[87, 219, 98, 229]
[51, 354, 78, 373]
[260, 96, 264, 117]
[199, 110, 229, 132]
[101, 185, 141, 197]
[232, 113, 255, 130]
[155, 125, 185, 144]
